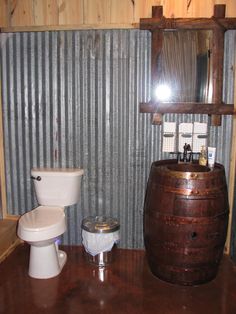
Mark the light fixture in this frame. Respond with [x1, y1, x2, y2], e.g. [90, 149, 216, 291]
[154, 84, 171, 101]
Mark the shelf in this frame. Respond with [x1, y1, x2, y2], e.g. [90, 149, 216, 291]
[140, 101, 235, 115]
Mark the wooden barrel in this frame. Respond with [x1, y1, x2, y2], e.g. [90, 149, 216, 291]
[144, 159, 229, 286]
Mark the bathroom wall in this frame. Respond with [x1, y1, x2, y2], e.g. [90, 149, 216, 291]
[0, 30, 235, 248]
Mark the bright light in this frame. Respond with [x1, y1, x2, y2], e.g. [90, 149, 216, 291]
[155, 84, 171, 101]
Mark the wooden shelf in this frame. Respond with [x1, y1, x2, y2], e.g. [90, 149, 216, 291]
[140, 101, 236, 115]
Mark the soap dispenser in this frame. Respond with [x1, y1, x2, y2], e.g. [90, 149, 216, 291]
[199, 145, 207, 166]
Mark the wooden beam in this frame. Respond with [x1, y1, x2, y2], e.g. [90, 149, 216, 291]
[152, 6, 163, 19]
[0, 68, 7, 218]
[140, 17, 236, 30]
[151, 6, 163, 125]
[225, 53, 236, 254]
[0, 23, 139, 33]
[210, 5, 226, 126]
[140, 101, 235, 115]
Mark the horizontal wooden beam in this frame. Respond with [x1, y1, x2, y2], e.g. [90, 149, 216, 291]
[140, 102, 235, 115]
[140, 18, 236, 31]
[0, 23, 139, 33]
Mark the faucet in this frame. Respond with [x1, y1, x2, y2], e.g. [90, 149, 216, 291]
[178, 143, 192, 163]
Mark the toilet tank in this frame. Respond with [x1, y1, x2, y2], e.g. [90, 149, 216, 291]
[31, 168, 84, 206]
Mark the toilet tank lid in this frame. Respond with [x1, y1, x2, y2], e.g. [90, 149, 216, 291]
[31, 168, 84, 177]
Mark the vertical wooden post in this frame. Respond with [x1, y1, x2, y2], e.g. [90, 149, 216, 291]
[0, 69, 7, 218]
[225, 53, 236, 254]
[210, 4, 226, 126]
[151, 6, 163, 125]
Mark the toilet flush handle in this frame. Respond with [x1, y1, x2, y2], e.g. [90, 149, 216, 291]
[30, 176, 42, 181]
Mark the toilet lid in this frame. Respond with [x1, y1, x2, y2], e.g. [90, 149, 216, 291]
[19, 206, 65, 231]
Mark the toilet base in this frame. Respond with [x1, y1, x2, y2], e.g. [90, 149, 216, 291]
[29, 241, 67, 279]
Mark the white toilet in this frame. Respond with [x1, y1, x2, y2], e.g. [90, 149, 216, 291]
[17, 167, 84, 279]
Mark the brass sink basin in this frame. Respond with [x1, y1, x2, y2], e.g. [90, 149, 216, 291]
[167, 163, 210, 173]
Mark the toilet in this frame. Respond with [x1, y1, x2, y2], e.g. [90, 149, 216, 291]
[17, 167, 84, 279]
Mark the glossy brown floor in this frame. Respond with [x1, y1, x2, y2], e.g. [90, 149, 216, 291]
[1, 244, 236, 314]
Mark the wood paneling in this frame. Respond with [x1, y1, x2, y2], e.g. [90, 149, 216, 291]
[10, 0, 34, 26]
[225, 0, 236, 17]
[33, 0, 59, 26]
[84, 0, 111, 24]
[152, 0, 236, 18]
[1, 0, 236, 29]
[110, 0, 134, 23]
[162, 0, 189, 18]
[134, 0, 160, 22]
[0, 0, 8, 27]
[58, 0, 83, 25]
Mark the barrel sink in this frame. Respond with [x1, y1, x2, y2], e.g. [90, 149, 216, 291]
[143, 159, 229, 286]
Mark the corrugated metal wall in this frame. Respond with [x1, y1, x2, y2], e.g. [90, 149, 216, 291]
[0, 30, 235, 248]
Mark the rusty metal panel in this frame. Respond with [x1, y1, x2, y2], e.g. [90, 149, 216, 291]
[0, 29, 234, 248]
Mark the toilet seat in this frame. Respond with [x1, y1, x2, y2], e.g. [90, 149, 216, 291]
[18, 206, 66, 242]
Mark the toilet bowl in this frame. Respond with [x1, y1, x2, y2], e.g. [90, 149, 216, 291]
[17, 168, 84, 279]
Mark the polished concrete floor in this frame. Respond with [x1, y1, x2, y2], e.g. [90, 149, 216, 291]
[1, 244, 236, 314]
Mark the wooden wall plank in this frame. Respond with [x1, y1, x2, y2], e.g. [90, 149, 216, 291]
[224, 0, 236, 17]
[225, 52, 236, 254]
[136, 0, 235, 19]
[188, 0, 236, 18]
[84, 0, 111, 24]
[158, 0, 189, 18]
[10, 0, 34, 26]
[33, 0, 59, 26]
[1, 0, 236, 28]
[110, 0, 134, 23]
[58, 0, 83, 25]
[0, 0, 9, 27]
[186, 0, 216, 17]
[160, 0, 218, 18]
[134, 0, 160, 22]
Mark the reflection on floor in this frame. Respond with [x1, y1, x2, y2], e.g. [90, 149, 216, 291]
[0, 244, 236, 314]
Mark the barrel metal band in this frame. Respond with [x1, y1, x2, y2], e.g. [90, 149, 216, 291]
[157, 184, 226, 196]
[146, 210, 229, 224]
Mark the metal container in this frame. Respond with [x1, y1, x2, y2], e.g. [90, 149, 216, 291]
[82, 216, 120, 267]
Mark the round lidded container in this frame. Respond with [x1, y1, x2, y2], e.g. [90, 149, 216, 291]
[81, 216, 120, 267]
